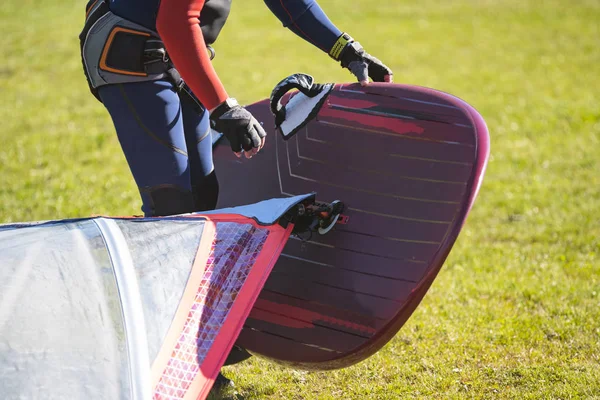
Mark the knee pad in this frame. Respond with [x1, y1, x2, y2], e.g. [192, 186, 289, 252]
[192, 170, 219, 212]
[142, 185, 196, 217]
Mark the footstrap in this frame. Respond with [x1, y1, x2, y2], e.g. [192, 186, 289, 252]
[269, 73, 333, 139]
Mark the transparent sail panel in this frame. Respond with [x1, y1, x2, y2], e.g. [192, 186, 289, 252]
[153, 222, 270, 399]
[115, 219, 205, 363]
[0, 221, 131, 399]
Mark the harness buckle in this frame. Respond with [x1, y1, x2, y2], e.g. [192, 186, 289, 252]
[143, 46, 169, 64]
[162, 50, 169, 63]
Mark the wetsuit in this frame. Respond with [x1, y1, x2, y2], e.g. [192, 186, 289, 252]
[96, 0, 343, 217]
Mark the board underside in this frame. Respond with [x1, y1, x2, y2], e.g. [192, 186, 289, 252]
[213, 83, 489, 369]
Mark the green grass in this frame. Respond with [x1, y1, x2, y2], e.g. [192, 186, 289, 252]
[1, 0, 599, 398]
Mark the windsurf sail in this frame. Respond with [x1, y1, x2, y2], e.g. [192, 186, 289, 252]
[0, 194, 314, 399]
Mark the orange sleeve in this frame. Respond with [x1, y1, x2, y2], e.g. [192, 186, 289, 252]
[156, 0, 229, 110]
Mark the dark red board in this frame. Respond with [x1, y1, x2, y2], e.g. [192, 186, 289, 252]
[213, 83, 489, 369]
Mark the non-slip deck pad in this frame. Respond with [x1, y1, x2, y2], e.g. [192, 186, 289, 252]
[213, 83, 489, 369]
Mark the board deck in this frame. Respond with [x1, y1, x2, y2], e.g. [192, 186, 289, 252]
[213, 83, 489, 369]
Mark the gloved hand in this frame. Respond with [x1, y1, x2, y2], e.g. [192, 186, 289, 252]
[210, 98, 266, 158]
[330, 33, 393, 86]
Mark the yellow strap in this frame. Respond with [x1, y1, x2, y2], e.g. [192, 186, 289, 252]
[329, 33, 354, 60]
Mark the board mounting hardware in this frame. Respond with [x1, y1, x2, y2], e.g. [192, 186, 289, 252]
[290, 199, 347, 237]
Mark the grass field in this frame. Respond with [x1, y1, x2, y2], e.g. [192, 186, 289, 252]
[1, 0, 599, 398]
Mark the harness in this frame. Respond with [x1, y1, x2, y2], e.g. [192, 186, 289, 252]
[79, 0, 206, 113]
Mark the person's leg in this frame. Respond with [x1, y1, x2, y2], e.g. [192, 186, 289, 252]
[100, 80, 247, 389]
[98, 80, 195, 217]
[180, 92, 254, 373]
[180, 92, 219, 212]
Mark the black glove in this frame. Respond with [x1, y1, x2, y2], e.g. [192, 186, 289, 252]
[210, 98, 266, 158]
[330, 33, 393, 85]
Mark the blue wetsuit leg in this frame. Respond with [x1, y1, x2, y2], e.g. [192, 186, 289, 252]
[97, 80, 215, 217]
[181, 89, 219, 212]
